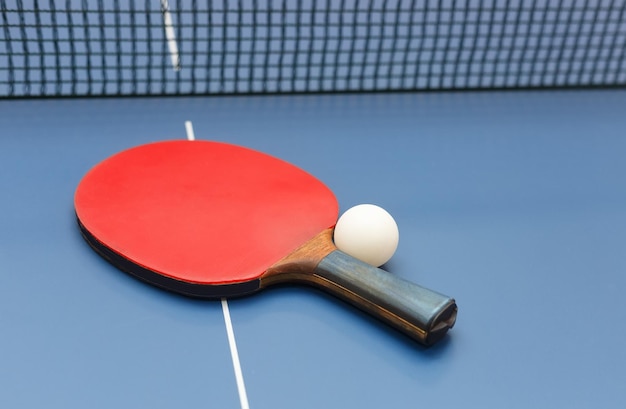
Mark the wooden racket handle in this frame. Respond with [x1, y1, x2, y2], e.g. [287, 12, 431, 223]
[313, 251, 457, 346]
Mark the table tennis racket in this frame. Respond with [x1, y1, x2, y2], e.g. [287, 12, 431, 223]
[75, 140, 457, 346]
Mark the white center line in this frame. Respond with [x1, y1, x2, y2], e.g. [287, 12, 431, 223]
[184, 120, 195, 140]
[161, 0, 181, 71]
[222, 298, 250, 409]
[184, 121, 250, 409]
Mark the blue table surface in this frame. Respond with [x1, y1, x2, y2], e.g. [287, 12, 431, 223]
[1, 89, 625, 408]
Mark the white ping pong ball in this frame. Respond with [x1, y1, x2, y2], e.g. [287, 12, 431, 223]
[333, 204, 399, 267]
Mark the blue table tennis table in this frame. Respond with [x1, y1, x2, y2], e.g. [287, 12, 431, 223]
[1, 88, 625, 408]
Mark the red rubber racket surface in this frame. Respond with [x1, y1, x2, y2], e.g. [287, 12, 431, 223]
[75, 140, 338, 290]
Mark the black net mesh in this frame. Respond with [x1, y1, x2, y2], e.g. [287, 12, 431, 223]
[1, 0, 625, 98]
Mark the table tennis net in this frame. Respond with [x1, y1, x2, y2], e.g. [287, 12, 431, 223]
[1, 0, 625, 98]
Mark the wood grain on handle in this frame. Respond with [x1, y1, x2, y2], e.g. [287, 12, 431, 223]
[263, 229, 457, 346]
